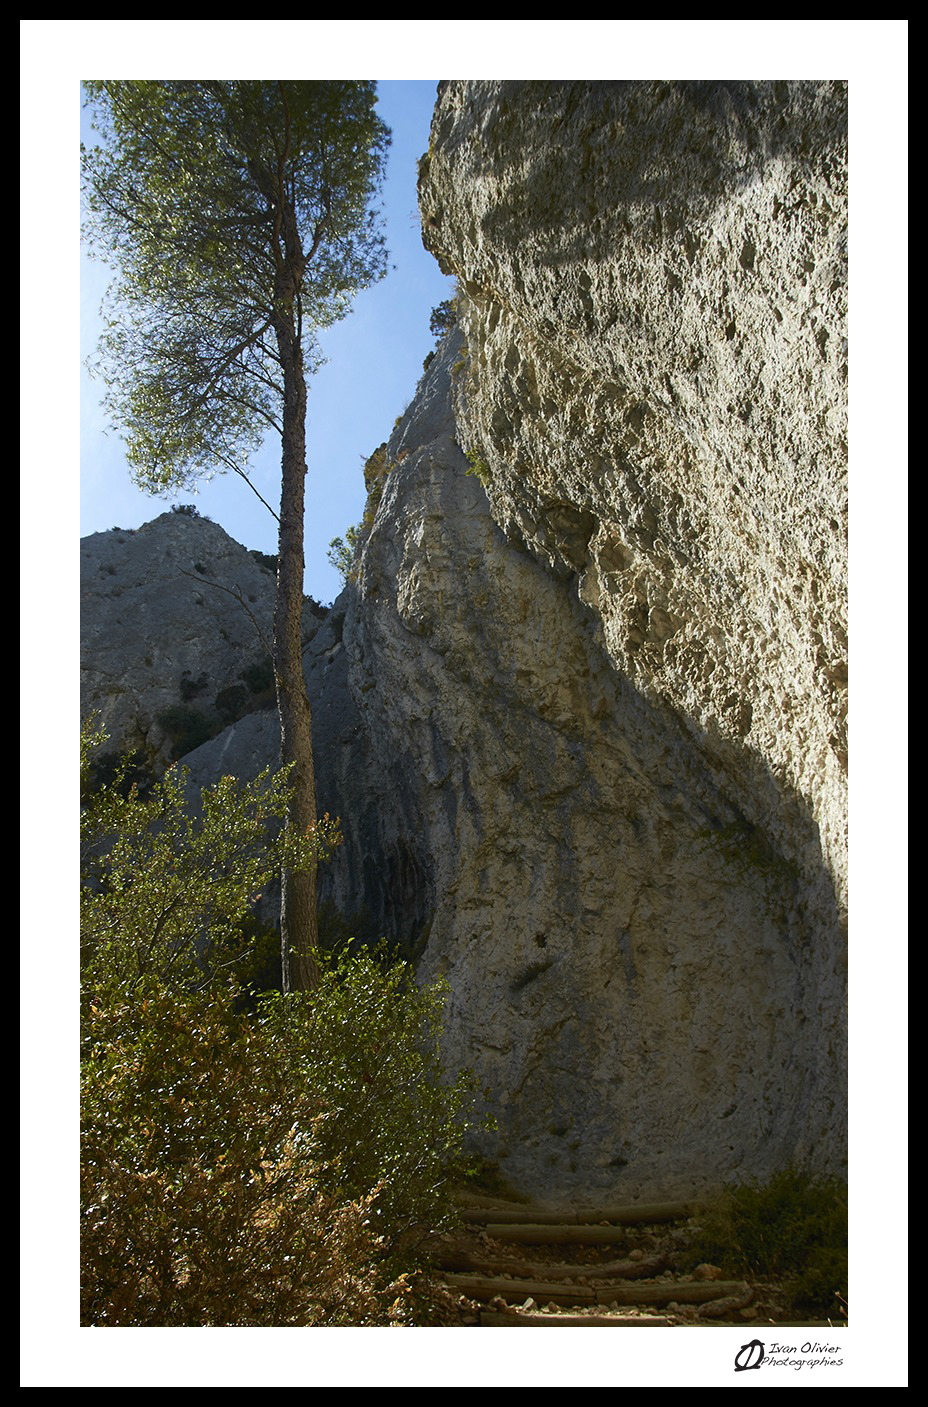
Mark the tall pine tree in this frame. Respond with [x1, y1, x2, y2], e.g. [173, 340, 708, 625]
[82, 80, 391, 990]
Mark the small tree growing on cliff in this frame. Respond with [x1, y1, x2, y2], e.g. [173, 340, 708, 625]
[82, 81, 390, 990]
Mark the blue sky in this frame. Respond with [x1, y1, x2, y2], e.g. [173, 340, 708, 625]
[80, 79, 456, 605]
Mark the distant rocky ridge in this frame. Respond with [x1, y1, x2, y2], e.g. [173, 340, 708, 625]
[80, 512, 324, 771]
[80, 80, 847, 1203]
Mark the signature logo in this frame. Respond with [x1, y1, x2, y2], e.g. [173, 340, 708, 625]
[734, 1339, 765, 1372]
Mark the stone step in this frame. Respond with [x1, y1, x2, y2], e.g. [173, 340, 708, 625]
[444, 1194, 750, 1325]
[437, 1248, 669, 1281]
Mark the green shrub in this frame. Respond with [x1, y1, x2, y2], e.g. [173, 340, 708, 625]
[179, 670, 209, 702]
[328, 526, 361, 587]
[687, 1167, 848, 1314]
[239, 658, 275, 696]
[259, 946, 482, 1262]
[249, 548, 278, 574]
[81, 976, 417, 1326]
[82, 744, 157, 801]
[214, 682, 250, 724]
[465, 447, 491, 487]
[429, 298, 456, 341]
[155, 703, 216, 759]
[80, 724, 481, 1324]
[231, 915, 283, 1004]
[80, 724, 331, 994]
[362, 443, 388, 493]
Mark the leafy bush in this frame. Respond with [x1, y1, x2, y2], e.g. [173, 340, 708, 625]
[465, 447, 491, 487]
[687, 1167, 848, 1313]
[179, 670, 209, 702]
[81, 979, 415, 1326]
[259, 946, 481, 1262]
[249, 548, 278, 575]
[80, 723, 482, 1325]
[239, 658, 275, 696]
[155, 703, 216, 758]
[328, 445, 396, 590]
[328, 526, 361, 587]
[80, 723, 332, 994]
[362, 443, 388, 493]
[82, 743, 157, 801]
[214, 682, 250, 724]
[429, 298, 456, 341]
[232, 915, 283, 1003]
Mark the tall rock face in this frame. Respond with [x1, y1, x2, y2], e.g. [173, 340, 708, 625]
[82, 80, 847, 1204]
[418, 80, 847, 923]
[81, 512, 324, 769]
[404, 80, 847, 1196]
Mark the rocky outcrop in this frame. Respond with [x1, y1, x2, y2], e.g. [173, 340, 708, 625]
[418, 80, 847, 928]
[194, 282, 845, 1198]
[80, 511, 323, 768]
[81, 80, 847, 1203]
[410, 80, 846, 1196]
[341, 319, 845, 1199]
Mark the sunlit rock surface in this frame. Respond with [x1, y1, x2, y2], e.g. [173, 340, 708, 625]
[82, 79, 847, 1202]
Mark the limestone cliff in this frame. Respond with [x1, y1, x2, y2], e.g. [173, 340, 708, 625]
[418, 80, 847, 927]
[80, 511, 323, 769]
[346, 327, 845, 1200]
[409, 80, 847, 1194]
[81, 80, 847, 1203]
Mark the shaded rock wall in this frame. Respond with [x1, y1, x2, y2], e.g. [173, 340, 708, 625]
[419, 81, 847, 920]
[82, 80, 847, 1203]
[82, 513, 283, 766]
[339, 323, 846, 1199]
[410, 80, 846, 1196]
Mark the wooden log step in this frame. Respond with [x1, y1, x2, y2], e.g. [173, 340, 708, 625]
[595, 1281, 750, 1309]
[465, 1223, 633, 1245]
[462, 1201, 700, 1227]
[442, 1274, 749, 1307]
[479, 1310, 673, 1327]
[447, 1276, 596, 1305]
[436, 1251, 669, 1281]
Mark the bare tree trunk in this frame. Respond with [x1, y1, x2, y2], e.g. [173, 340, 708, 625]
[274, 303, 320, 993]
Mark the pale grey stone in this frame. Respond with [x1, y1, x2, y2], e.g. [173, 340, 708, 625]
[411, 79, 846, 1198]
[81, 79, 847, 1204]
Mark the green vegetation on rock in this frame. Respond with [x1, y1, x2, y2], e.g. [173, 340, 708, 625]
[686, 1167, 848, 1314]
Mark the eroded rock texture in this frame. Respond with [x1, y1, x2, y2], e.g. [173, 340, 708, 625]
[344, 322, 845, 1199]
[80, 512, 323, 768]
[404, 80, 846, 1196]
[82, 80, 847, 1203]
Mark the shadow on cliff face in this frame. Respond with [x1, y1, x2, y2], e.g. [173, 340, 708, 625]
[314, 336, 848, 1199]
[424, 79, 847, 276]
[173, 320, 846, 1200]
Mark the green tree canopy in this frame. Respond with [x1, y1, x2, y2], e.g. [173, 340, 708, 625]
[82, 80, 390, 490]
[82, 81, 391, 990]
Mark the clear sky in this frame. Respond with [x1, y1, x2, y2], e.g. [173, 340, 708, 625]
[80, 79, 456, 605]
